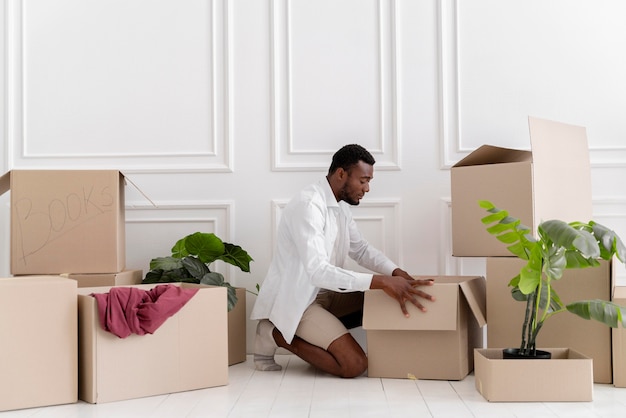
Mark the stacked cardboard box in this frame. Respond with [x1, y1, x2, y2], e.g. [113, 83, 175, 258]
[0, 170, 229, 408]
[450, 117, 602, 400]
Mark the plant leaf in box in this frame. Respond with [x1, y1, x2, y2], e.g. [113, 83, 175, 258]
[150, 256, 184, 271]
[591, 221, 626, 262]
[182, 256, 210, 279]
[218, 242, 254, 273]
[567, 300, 626, 328]
[171, 238, 188, 259]
[184, 232, 225, 264]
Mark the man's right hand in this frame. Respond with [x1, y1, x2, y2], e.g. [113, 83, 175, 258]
[370, 275, 435, 317]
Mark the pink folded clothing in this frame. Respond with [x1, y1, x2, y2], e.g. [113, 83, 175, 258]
[91, 284, 199, 338]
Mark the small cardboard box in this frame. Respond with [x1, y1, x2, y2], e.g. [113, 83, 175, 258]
[486, 257, 613, 383]
[229, 287, 247, 365]
[0, 170, 126, 274]
[0, 276, 77, 412]
[450, 116, 593, 256]
[77, 283, 228, 403]
[612, 286, 626, 387]
[474, 348, 593, 402]
[65, 269, 143, 288]
[363, 276, 486, 380]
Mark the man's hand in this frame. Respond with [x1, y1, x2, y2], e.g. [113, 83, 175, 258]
[370, 271, 435, 317]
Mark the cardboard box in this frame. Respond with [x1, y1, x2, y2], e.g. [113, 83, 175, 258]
[486, 257, 613, 383]
[474, 348, 593, 402]
[0, 276, 77, 411]
[363, 276, 486, 380]
[612, 286, 626, 387]
[77, 283, 228, 403]
[228, 287, 247, 365]
[65, 269, 143, 288]
[450, 116, 592, 256]
[0, 170, 126, 274]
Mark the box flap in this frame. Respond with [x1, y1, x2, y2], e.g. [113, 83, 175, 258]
[458, 276, 487, 327]
[453, 145, 531, 168]
[529, 116, 593, 223]
[120, 171, 157, 207]
[0, 171, 10, 196]
[363, 276, 473, 331]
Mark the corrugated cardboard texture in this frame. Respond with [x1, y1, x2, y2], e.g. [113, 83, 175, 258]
[228, 287, 247, 365]
[66, 269, 143, 287]
[486, 257, 613, 383]
[612, 287, 626, 387]
[0, 276, 77, 411]
[3, 170, 126, 274]
[363, 276, 486, 380]
[474, 348, 593, 402]
[450, 116, 592, 257]
[77, 283, 228, 403]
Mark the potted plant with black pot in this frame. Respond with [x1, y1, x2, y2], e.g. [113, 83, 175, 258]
[478, 200, 626, 359]
[142, 231, 255, 365]
[473, 200, 626, 401]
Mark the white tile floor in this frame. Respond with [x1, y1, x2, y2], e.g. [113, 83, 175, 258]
[3, 354, 626, 417]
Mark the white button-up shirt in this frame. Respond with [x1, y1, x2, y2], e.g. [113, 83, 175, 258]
[250, 178, 398, 344]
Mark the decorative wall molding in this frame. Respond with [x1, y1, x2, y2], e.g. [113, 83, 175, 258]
[271, 198, 402, 267]
[124, 201, 234, 277]
[5, 0, 232, 173]
[270, 0, 400, 171]
[437, 0, 626, 170]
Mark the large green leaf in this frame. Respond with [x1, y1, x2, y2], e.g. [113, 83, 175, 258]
[171, 238, 188, 259]
[184, 232, 225, 264]
[591, 222, 626, 262]
[182, 256, 210, 279]
[217, 242, 254, 272]
[567, 300, 626, 328]
[150, 256, 183, 271]
[540, 220, 600, 258]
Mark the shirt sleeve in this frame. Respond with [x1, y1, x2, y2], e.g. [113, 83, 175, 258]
[346, 210, 399, 275]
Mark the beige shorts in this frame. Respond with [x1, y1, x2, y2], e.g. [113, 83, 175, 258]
[294, 291, 364, 350]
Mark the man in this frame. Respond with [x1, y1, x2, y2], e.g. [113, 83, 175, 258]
[250, 144, 435, 378]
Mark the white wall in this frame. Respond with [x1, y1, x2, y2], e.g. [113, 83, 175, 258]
[2, 0, 625, 352]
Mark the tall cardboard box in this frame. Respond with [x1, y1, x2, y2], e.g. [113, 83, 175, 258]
[78, 283, 228, 403]
[0, 170, 127, 274]
[0, 276, 77, 412]
[450, 117, 592, 256]
[612, 286, 626, 387]
[65, 269, 143, 287]
[474, 348, 593, 402]
[486, 257, 613, 383]
[363, 276, 486, 380]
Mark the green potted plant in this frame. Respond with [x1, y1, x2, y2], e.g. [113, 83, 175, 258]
[479, 200, 626, 358]
[142, 232, 254, 311]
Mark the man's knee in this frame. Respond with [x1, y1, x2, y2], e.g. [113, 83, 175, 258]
[339, 353, 367, 378]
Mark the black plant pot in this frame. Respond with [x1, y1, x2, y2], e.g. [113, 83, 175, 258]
[502, 348, 552, 360]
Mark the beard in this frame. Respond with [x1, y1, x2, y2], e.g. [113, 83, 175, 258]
[338, 184, 360, 206]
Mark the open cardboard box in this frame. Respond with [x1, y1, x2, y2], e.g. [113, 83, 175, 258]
[77, 283, 228, 403]
[0, 276, 77, 412]
[612, 286, 626, 387]
[486, 257, 613, 383]
[363, 276, 486, 380]
[474, 348, 593, 402]
[0, 170, 128, 274]
[450, 116, 593, 256]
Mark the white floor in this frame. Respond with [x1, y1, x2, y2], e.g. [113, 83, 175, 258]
[3, 355, 626, 418]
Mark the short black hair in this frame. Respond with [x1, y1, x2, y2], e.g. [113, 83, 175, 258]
[328, 144, 375, 175]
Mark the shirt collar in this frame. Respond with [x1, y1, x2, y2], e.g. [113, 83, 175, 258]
[319, 177, 339, 208]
